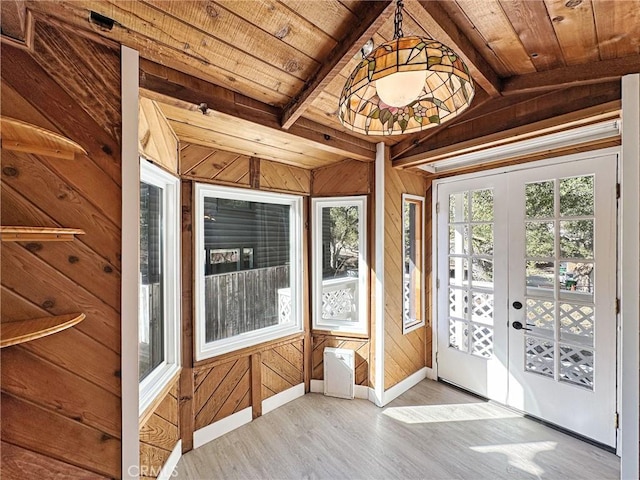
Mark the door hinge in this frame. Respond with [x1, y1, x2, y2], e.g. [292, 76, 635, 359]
[616, 183, 621, 199]
[436, 278, 440, 289]
[615, 297, 620, 315]
[436, 202, 440, 214]
[615, 412, 619, 429]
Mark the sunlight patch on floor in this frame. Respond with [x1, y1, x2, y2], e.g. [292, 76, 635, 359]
[470, 441, 558, 476]
[382, 403, 522, 424]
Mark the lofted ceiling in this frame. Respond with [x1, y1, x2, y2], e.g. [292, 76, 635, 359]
[2, 0, 639, 171]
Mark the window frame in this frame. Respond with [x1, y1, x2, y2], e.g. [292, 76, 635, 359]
[139, 159, 181, 416]
[402, 193, 426, 334]
[311, 196, 368, 334]
[194, 184, 303, 360]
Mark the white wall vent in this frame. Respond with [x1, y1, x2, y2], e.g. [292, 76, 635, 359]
[323, 347, 355, 399]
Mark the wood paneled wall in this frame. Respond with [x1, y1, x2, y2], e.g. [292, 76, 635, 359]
[384, 159, 428, 390]
[139, 379, 180, 480]
[139, 97, 179, 174]
[311, 335, 369, 386]
[310, 159, 373, 386]
[1, 23, 122, 479]
[180, 143, 311, 194]
[312, 159, 371, 196]
[180, 141, 308, 447]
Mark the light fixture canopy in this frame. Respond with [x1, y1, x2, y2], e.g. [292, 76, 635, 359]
[338, 1, 475, 136]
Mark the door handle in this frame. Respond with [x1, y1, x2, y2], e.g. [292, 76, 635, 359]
[511, 321, 531, 331]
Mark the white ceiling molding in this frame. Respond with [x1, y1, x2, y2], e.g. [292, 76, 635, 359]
[418, 119, 621, 174]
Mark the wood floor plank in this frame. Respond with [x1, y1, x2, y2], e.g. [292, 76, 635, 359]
[175, 380, 619, 480]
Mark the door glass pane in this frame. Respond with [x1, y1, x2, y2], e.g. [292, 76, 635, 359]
[526, 298, 555, 339]
[560, 176, 594, 216]
[472, 324, 493, 358]
[449, 192, 468, 222]
[449, 257, 469, 286]
[449, 225, 468, 254]
[560, 220, 594, 259]
[526, 260, 554, 297]
[526, 181, 554, 218]
[525, 336, 554, 378]
[472, 189, 493, 221]
[560, 304, 594, 347]
[449, 287, 468, 318]
[559, 345, 594, 389]
[472, 224, 493, 255]
[559, 263, 594, 302]
[471, 292, 493, 325]
[449, 319, 468, 351]
[472, 258, 493, 286]
[526, 222, 554, 257]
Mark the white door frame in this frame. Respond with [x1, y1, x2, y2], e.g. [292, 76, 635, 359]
[431, 147, 624, 448]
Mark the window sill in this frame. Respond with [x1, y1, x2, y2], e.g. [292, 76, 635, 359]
[139, 363, 181, 419]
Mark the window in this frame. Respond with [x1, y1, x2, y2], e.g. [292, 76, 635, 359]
[195, 184, 303, 360]
[139, 160, 180, 414]
[402, 194, 425, 333]
[311, 196, 367, 334]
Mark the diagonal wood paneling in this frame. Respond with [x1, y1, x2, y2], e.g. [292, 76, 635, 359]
[312, 335, 369, 386]
[384, 159, 427, 390]
[312, 159, 371, 196]
[139, 97, 179, 174]
[181, 143, 311, 194]
[194, 357, 251, 430]
[0, 22, 122, 479]
[140, 380, 180, 480]
[262, 339, 304, 399]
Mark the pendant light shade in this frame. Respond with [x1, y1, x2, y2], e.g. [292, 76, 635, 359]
[339, 36, 475, 135]
[338, 0, 474, 136]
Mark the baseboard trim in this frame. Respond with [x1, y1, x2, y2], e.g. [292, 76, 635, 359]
[193, 407, 252, 449]
[425, 367, 436, 381]
[262, 383, 305, 415]
[382, 367, 428, 406]
[310, 380, 369, 400]
[157, 440, 182, 480]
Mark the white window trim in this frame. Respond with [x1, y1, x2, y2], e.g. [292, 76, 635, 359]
[139, 159, 181, 416]
[194, 184, 303, 360]
[311, 196, 368, 334]
[402, 193, 426, 334]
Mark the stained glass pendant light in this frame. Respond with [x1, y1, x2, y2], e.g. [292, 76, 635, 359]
[338, 0, 475, 135]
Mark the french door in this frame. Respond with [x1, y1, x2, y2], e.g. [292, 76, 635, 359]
[436, 153, 618, 447]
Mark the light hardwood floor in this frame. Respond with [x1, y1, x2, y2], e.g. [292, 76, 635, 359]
[175, 379, 620, 479]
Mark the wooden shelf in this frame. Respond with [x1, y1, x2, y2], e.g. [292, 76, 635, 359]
[0, 116, 87, 159]
[1, 226, 85, 242]
[1, 313, 86, 348]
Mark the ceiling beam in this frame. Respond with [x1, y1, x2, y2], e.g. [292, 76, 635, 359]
[410, 0, 502, 97]
[394, 82, 621, 168]
[280, 1, 395, 130]
[502, 55, 640, 95]
[139, 60, 376, 162]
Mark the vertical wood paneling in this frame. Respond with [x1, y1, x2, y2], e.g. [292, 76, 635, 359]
[262, 339, 304, 399]
[180, 180, 195, 452]
[311, 335, 369, 385]
[0, 23, 121, 479]
[384, 161, 427, 390]
[140, 381, 180, 480]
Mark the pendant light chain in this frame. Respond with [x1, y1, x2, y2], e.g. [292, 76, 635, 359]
[393, 0, 404, 40]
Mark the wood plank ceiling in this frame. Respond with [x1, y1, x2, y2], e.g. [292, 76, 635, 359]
[4, 0, 640, 170]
